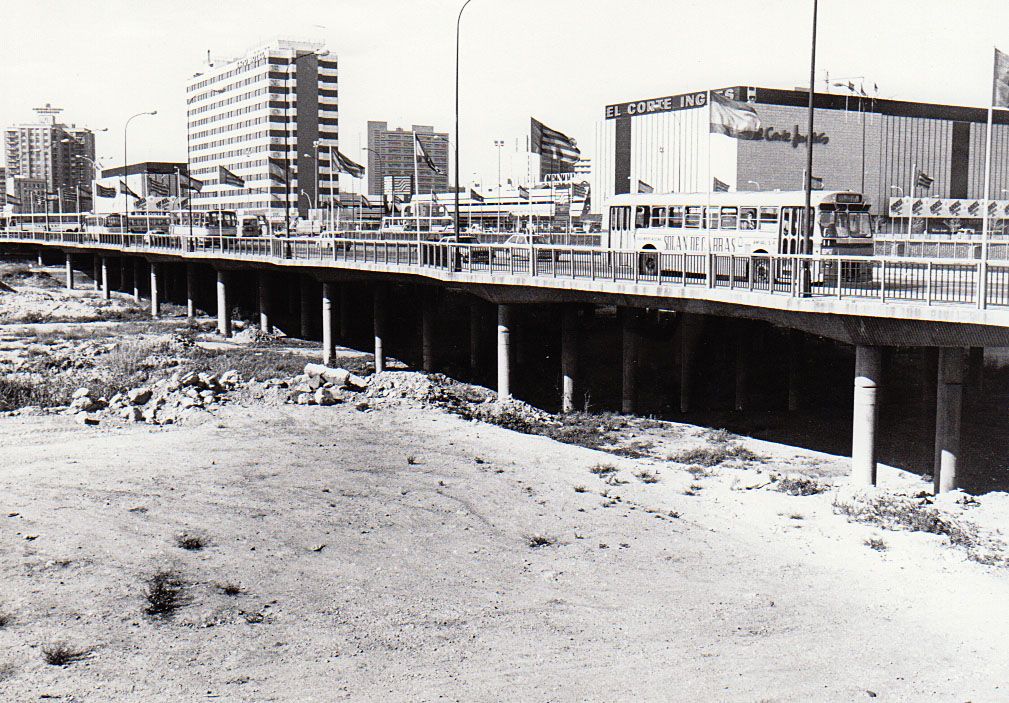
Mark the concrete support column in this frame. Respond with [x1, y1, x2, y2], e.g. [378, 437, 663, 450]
[299, 278, 312, 339]
[322, 282, 334, 366]
[37, 252, 43, 268]
[186, 264, 196, 319]
[561, 305, 579, 413]
[92, 256, 101, 292]
[373, 286, 387, 373]
[216, 270, 231, 337]
[934, 347, 965, 494]
[422, 290, 436, 373]
[621, 308, 638, 415]
[851, 345, 882, 486]
[469, 299, 481, 374]
[133, 260, 141, 303]
[64, 253, 74, 290]
[100, 257, 110, 300]
[149, 262, 160, 318]
[497, 304, 512, 401]
[258, 272, 270, 334]
[787, 330, 803, 412]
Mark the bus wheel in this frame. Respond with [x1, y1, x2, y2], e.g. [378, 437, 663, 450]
[638, 250, 658, 276]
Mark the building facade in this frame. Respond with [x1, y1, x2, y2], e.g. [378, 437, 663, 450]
[594, 86, 1009, 219]
[4, 104, 96, 213]
[186, 39, 338, 224]
[366, 122, 449, 198]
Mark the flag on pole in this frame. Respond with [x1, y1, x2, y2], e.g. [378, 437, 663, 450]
[77, 184, 92, 197]
[268, 159, 288, 184]
[810, 176, 824, 190]
[95, 183, 116, 198]
[530, 118, 581, 163]
[637, 180, 654, 194]
[179, 173, 204, 192]
[155, 198, 171, 210]
[517, 185, 529, 200]
[994, 47, 1009, 108]
[469, 189, 485, 203]
[5, 194, 19, 205]
[119, 180, 139, 198]
[709, 91, 761, 139]
[218, 165, 245, 187]
[135, 198, 147, 209]
[712, 177, 730, 193]
[147, 176, 170, 196]
[332, 148, 366, 178]
[916, 170, 934, 189]
[414, 134, 443, 174]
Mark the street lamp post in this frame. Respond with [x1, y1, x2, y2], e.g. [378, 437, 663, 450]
[747, 180, 761, 190]
[800, 0, 818, 298]
[454, 0, 476, 235]
[494, 139, 504, 233]
[889, 185, 906, 236]
[124, 110, 157, 232]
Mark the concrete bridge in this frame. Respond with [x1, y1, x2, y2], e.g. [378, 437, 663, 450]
[3, 230, 1008, 495]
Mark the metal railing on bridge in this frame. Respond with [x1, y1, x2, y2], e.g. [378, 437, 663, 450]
[2, 230, 1007, 310]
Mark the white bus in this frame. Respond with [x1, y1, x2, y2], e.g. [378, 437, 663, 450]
[606, 190, 873, 276]
[9, 213, 83, 233]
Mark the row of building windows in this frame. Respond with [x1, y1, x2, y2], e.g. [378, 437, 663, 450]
[191, 115, 286, 141]
[191, 129, 285, 153]
[188, 82, 270, 116]
[189, 100, 272, 129]
[188, 56, 270, 93]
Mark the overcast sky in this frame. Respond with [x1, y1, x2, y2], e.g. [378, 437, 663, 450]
[1, 0, 1006, 186]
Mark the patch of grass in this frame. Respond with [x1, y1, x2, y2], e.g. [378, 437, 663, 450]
[573, 485, 588, 493]
[775, 476, 829, 496]
[635, 470, 660, 484]
[218, 583, 243, 596]
[144, 570, 186, 617]
[406, 455, 418, 465]
[176, 533, 207, 551]
[611, 440, 655, 459]
[683, 483, 704, 496]
[686, 465, 712, 479]
[669, 443, 759, 468]
[865, 537, 888, 551]
[0, 612, 11, 628]
[833, 495, 978, 549]
[788, 513, 804, 520]
[41, 642, 89, 666]
[526, 533, 557, 549]
[589, 463, 617, 476]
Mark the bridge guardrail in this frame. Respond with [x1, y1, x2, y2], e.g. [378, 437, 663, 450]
[1, 230, 1005, 311]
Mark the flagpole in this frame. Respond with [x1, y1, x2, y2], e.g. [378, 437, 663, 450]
[413, 132, 421, 238]
[800, 0, 818, 297]
[980, 102, 994, 309]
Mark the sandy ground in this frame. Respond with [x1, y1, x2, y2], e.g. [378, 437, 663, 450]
[3, 257, 1009, 701]
[1, 399, 1009, 702]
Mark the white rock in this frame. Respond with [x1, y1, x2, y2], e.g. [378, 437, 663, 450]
[71, 387, 91, 400]
[314, 387, 343, 406]
[127, 387, 152, 406]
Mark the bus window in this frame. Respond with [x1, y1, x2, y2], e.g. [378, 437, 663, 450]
[759, 207, 779, 232]
[818, 210, 837, 238]
[705, 207, 718, 229]
[668, 206, 684, 228]
[635, 205, 651, 229]
[720, 207, 738, 230]
[650, 207, 666, 228]
[685, 206, 703, 228]
[739, 207, 757, 230]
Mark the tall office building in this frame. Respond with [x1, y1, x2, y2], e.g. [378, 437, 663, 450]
[186, 39, 338, 223]
[4, 104, 96, 213]
[366, 122, 449, 198]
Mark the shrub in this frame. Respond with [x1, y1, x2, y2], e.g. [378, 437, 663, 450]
[144, 570, 186, 617]
[526, 534, 556, 548]
[834, 495, 977, 549]
[669, 443, 759, 467]
[775, 476, 829, 496]
[41, 642, 89, 666]
[218, 583, 243, 596]
[636, 470, 660, 484]
[865, 537, 888, 551]
[589, 463, 617, 476]
[573, 485, 588, 493]
[176, 533, 207, 551]
[0, 612, 11, 628]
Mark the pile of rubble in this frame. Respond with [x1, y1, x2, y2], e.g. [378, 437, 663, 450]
[69, 369, 242, 426]
[269, 363, 370, 406]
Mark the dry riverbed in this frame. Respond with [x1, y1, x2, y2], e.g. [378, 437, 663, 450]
[2, 258, 1009, 701]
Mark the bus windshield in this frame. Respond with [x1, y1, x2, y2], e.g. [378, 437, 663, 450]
[820, 210, 872, 238]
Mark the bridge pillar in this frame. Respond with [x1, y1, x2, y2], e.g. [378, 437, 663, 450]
[621, 308, 638, 415]
[64, 253, 74, 290]
[422, 290, 436, 373]
[497, 304, 512, 401]
[185, 264, 195, 319]
[469, 299, 481, 375]
[321, 282, 334, 366]
[934, 348, 965, 494]
[339, 284, 351, 339]
[100, 257, 110, 300]
[216, 270, 231, 337]
[299, 278, 312, 339]
[851, 345, 882, 486]
[735, 323, 751, 412]
[133, 260, 141, 303]
[258, 272, 271, 334]
[149, 262, 160, 318]
[373, 285, 387, 373]
[561, 305, 579, 413]
[92, 256, 101, 292]
[36, 251, 43, 268]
